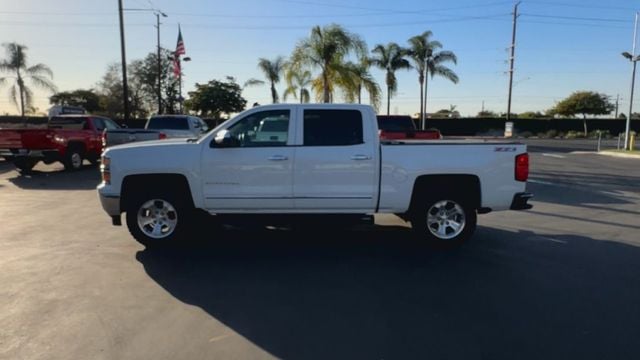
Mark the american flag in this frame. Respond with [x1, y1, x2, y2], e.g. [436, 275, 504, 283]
[175, 25, 185, 56]
[173, 25, 185, 77]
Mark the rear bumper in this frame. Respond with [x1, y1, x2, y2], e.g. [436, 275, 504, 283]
[510, 192, 533, 210]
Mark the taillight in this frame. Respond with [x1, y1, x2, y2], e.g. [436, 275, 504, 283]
[515, 153, 529, 182]
[100, 156, 111, 185]
[159, 132, 167, 139]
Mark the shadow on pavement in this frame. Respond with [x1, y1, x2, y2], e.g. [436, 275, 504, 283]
[136, 224, 640, 359]
[7, 164, 101, 190]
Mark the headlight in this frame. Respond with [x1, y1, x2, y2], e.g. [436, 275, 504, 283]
[53, 135, 65, 143]
[100, 156, 111, 185]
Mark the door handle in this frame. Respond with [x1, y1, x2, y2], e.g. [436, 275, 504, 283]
[268, 155, 288, 161]
[351, 154, 372, 161]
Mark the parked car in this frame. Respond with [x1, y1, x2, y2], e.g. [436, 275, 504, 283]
[98, 104, 532, 248]
[377, 115, 442, 140]
[0, 115, 119, 172]
[103, 115, 209, 147]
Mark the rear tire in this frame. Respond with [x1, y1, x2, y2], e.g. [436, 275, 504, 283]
[410, 194, 477, 248]
[13, 158, 38, 173]
[125, 190, 191, 247]
[63, 147, 84, 171]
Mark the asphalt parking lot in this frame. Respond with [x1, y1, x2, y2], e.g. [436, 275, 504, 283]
[1, 140, 639, 360]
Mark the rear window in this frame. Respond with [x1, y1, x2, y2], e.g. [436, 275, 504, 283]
[303, 110, 363, 146]
[147, 117, 189, 130]
[377, 116, 416, 132]
[48, 117, 89, 130]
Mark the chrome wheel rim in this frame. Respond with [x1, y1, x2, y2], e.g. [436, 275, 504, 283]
[137, 199, 178, 239]
[71, 153, 82, 168]
[426, 200, 466, 240]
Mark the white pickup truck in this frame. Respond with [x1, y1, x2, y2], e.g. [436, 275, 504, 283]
[103, 115, 209, 147]
[98, 104, 532, 247]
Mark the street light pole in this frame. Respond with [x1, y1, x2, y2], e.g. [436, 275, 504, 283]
[624, 12, 639, 150]
[178, 57, 191, 113]
[118, 0, 130, 122]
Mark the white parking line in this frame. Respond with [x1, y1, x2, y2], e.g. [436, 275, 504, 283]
[537, 236, 567, 244]
[541, 153, 566, 159]
[528, 179, 556, 186]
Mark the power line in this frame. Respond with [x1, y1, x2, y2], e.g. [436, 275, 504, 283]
[522, 13, 629, 23]
[526, 1, 638, 11]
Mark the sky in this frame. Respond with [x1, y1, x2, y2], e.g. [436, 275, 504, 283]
[0, 0, 638, 117]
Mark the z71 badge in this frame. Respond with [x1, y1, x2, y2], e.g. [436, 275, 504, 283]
[494, 146, 517, 152]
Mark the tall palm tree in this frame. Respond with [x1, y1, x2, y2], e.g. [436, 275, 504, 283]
[424, 49, 458, 129]
[257, 56, 286, 103]
[291, 24, 366, 103]
[407, 31, 441, 127]
[0, 43, 57, 117]
[283, 68, 312, 103]
[338, 60, 381, 111]
[370, 42, 411, 116]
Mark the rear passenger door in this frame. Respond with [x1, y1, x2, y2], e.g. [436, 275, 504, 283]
[293, 109, 377, 211]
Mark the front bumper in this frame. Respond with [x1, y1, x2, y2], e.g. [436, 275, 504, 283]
[99, 192, 121, 216]
[510, 192, 533, 210]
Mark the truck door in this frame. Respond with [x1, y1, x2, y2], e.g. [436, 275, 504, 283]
[201, 109, 295, 211]
[293, 109, 377, 211]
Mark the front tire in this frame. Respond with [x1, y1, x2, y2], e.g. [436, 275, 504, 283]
[411, 196, 477, 248]
[63, 147, 84, 171]
[126, 192, 189, 246]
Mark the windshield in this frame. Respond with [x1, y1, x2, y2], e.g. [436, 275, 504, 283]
[146, 117, 189, 130]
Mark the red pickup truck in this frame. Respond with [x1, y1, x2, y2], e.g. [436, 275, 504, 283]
[377, 115, 442, 140]
[0, 115, 120, 172]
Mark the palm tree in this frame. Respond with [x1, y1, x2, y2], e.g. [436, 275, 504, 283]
[424, 49, 458, 129]
[0, 43, 57, 117]
[338, 59, 381, 111]
[283, 68, 312, 103]
[370, 42, 411, 116]
[257, 56, 286, 103]
[291, 24, 366, 103]
[407, 31, 441, 126]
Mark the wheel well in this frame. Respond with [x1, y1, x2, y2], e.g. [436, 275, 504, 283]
[66, 141, 86, 152]
[409, 174, 481, 213]
[121, 174, 194, 211]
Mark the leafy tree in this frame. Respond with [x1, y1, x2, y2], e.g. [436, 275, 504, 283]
[96, 63, 148, 119]
[370, 42, 411, 115]
[0, 43, 57, 118]
[283, 67, 312, 103]
[550, 91, 614, 136]
[49, 89, 102, 112]
[257, 56, 286, 103]
[185, 77, 246, 119]
[291, 24, 366, 103]
[519, 111, 546, 119]
[477, 110, 498, 118]
[337, 59, 381, 111]
[131, 49, 180, 114]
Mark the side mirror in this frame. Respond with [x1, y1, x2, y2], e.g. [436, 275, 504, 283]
[212, 130, 236, 147]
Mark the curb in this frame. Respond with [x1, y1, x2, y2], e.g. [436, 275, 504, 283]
[597, 151, 640, 159]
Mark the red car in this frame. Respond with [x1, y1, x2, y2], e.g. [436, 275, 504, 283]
[377, 115, 442, 140]
[0, 115, 120, 172]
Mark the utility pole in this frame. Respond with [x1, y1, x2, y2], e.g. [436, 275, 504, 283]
[118, 0, 130, 122]
[481, 100, 485, 113]
[506, 1, 521, 122]
[155, 13, 163, 114]
[615, 94, 620, 118]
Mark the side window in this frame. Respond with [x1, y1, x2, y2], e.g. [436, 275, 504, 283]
[103, 118, 119, 130]
[92, 118, 105, 131]
[303, 110, 363, 146]
[225, 110, 290, 147]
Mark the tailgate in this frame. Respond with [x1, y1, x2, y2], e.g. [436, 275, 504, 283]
[0, 129, 54, 149]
